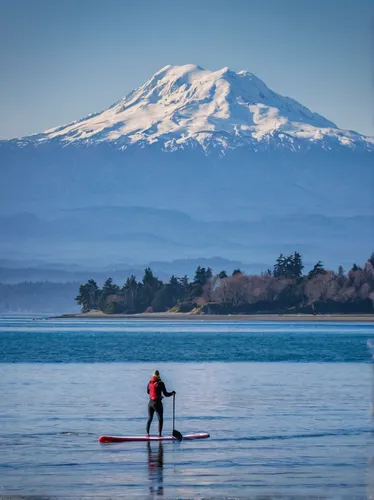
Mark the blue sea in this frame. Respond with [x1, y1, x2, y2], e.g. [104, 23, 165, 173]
[1, 315, 374, 499]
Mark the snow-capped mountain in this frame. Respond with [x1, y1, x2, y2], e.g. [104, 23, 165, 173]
[0, 64, 373, 268]
[17, 64, 374, 153]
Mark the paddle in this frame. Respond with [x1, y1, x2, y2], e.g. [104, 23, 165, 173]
[172, 393, 183, 441]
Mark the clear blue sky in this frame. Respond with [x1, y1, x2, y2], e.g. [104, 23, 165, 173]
[1, 0, 373, 138]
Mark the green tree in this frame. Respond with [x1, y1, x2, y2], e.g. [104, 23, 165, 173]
[189, 266, 213, 298]
[291, 252, 304, 279]
[179, 275, 189, 289]
[122, 274, 140, 311]
[273, 254, 286, 278]
[150, 275, 186, 312]
[140, 267, 162, 308]
[151, 285, 174, 312]
[169, 274, 179, 288]
[307, 261, 326, 280]
[99, 277, 120, 309]
[169, 275, 183, 299]
[193, 266, 212, 285]
[75, 279, 100, 312]
[178, 275, 189, 302]
[274, 252, 303, 279]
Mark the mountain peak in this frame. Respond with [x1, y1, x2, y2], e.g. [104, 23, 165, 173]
[145, 63, 204, 84]
[18, 64, 374, 153]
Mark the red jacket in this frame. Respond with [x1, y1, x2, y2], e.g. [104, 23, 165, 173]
[147, 376, 173, 400]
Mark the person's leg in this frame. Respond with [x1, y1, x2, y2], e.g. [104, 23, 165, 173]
[146, 401, 155, 435]
[155, 401, 164, 436]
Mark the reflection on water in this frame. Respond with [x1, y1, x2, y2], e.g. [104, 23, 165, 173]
[147, 441, 164, 497]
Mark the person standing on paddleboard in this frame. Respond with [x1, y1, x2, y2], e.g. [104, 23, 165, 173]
[146, 370, 175, 437]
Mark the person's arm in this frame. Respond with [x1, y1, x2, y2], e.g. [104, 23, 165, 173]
[147, 382, 150, 395]
[160, 381, 175, 398]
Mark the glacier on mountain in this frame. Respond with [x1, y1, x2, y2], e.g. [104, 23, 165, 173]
[16, 64, 373, 154]
[0, 64, 373, 268]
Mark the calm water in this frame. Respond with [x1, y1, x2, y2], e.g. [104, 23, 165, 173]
[1, 316, 374, 499]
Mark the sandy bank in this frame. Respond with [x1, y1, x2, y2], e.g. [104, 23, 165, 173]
[54, 311, 374, 322]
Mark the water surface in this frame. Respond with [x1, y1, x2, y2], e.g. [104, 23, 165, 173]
[1, 317, 373, 362]
[1, 316, 374, 498]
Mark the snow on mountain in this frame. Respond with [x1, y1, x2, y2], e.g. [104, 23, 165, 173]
[22, 64, 373, 153]
[0, 65, 372, 268]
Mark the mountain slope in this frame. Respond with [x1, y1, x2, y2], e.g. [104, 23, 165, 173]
[10, 64, 374, 154]
[0, 64, 373, 269]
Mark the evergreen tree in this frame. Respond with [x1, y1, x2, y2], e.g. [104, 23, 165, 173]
[168, 275, 184, 303]
[273, 254, 286, 278]
[307, 261, 326, 280]
[75, 279, 100, 312]
[291, 252, 304, 279]
[274, 252, 303, 279]
[151, 275, 185, 312]
[75, 284, 90, 312]
[189, 266, 213, 298]
[179, 275, 189, 295]
[193, 266, 203, 284]
[99, 277, 120, 308]
[218, 270, 228, 279]
[102, 277, 120, 296]
[169, 274, 179, 287]
[140, 267, 162, 307]
[122, 274, 139, 311]
[87, 279, 101, 309]
[193, 266, 212, 285]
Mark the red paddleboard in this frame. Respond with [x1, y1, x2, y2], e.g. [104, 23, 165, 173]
[99, 432, 210, 443]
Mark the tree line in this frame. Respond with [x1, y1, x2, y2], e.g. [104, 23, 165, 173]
[75, 252, 374, 315]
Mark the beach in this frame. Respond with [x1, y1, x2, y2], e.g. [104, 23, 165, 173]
[57, 310, 374, 322]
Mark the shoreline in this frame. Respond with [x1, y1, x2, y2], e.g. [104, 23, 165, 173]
[53, 311, 374, 322]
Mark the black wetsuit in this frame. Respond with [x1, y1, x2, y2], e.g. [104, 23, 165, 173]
[146, 379, 173, 436]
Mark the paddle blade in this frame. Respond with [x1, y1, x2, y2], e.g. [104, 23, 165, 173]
[173, 429, 183, 442]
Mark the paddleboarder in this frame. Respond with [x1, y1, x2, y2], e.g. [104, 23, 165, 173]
[146, 370, 175, 437]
